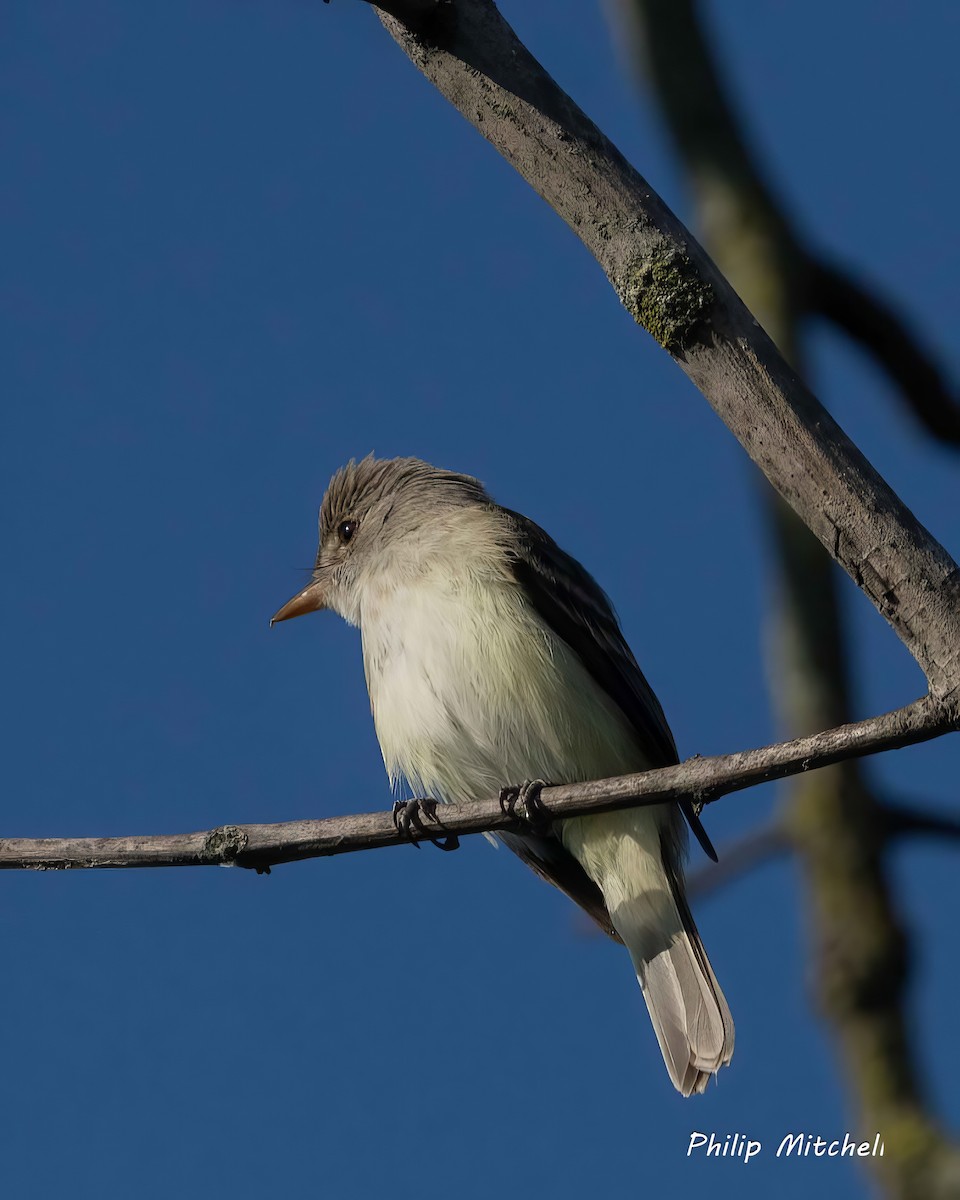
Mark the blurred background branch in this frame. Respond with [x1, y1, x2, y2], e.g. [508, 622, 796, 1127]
[608, 1, 960, 1194]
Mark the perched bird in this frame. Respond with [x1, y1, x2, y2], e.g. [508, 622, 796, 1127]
[272, 455, 733, 1094]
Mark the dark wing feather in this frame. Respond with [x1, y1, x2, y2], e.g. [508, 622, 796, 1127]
[501, 507, 717, 863]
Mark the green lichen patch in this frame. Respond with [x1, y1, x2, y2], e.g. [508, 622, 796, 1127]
[618, 245, 714, 354]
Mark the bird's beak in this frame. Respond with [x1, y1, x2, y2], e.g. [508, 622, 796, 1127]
[270, 579, 327, 626]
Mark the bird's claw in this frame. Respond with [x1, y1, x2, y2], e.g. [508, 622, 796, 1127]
[392, 798, 459, 852]
[498, 779, 552, 834]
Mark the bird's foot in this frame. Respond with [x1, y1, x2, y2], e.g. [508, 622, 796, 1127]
[391, 797, 460, 852]
[498, 779, 552, 834]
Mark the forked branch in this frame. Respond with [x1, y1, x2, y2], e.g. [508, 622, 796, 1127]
[361, 0, 960, 695]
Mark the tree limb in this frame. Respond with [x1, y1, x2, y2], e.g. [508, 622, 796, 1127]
[1, 697, 954, 871]
[364, 0, 960, 694]
[607, 0, 960, 453]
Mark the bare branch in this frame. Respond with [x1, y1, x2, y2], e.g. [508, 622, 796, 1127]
[368, 0, 960, 693]
[1, 697, 954, 872]
[806, 257, 960, 446]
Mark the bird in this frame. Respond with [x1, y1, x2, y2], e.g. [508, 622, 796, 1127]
[271, 455, 733, 1095]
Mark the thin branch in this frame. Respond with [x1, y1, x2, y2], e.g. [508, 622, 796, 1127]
[688, 797, 960, 902]
[365, 0, 960, 694]
[882, 798, 960, 842]
[806, 257, 960, 446]
[1, 697, 954, 872]
[686, 821, 789, 899]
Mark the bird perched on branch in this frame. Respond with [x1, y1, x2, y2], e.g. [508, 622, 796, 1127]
[272, 455, 733, 1095]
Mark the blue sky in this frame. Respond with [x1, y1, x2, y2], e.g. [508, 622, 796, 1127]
[3, 3, 958, 1197]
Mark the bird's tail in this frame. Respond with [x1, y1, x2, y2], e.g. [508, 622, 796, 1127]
[625, 863, 734, 1096]
[563, 810, 734, 1095]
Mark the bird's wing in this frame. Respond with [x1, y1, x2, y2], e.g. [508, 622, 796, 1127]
[500, 507, 717, 863]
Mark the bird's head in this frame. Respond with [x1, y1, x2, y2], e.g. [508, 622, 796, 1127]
[270, 455, 495, 628]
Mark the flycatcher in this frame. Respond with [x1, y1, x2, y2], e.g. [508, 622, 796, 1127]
[272, 456, 734, 1095]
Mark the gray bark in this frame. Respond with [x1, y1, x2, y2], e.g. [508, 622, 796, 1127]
[370, 0, 960, 696]
[1, 696, 953, 871]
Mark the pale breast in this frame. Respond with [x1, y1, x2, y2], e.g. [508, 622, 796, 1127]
[359, 573, 647, 805]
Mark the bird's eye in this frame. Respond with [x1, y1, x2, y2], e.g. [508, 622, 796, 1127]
[337, 519, 358, 544]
